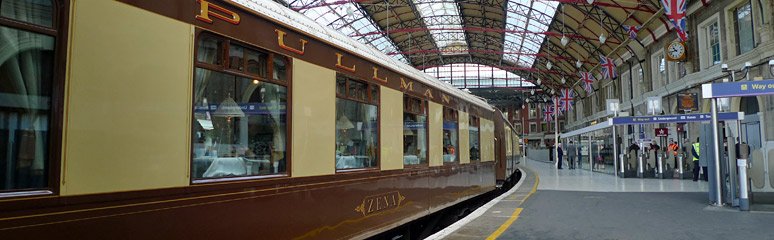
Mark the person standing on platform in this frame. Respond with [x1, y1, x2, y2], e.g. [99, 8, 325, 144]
[692, 137, 701, 181]
[628, 141, 640, 156]
[736, 137, 751, 159]
[557, 144, 564, 169]
[567, 141, 577, 169]
[668, 139, 679, 169]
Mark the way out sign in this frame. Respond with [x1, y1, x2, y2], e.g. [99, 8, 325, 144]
[655, 128, 669, 137]
[702, 79, 774, 98]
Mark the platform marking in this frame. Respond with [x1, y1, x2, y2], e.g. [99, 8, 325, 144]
[424, 170, 529, 240]
[485, 208, 522, 240]
[486, 174, 540, 240]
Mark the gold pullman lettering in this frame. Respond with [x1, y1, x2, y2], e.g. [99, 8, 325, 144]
[424, 89, 434, 99]
[275, 29, 308, 55]
[400, 78, 414, 91]
[195, 0, 240, 25]
[441, 94, 451, 104]
[372, 67, 387, 82]
[335, 53, 357, 73]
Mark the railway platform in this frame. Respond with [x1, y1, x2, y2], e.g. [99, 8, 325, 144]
[429, 158, 774, 240]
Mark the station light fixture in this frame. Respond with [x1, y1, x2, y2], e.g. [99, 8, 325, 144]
[546, 61, 553, 70]
[560, 35, 569, 47]
[537, 78, 542, 85]
[576, 59, 582, 68]
[769, 59, 774, 76]
[561, 77, 566, 84]
[599, 33, 607, 44]
[531, 89, 535, 95]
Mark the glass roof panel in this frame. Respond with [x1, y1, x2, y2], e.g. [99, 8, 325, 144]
[502, 0, 557, 66]
[290, 0, 408, 63]
[422, 63, 535, 88]
[413, 0, 468, 54]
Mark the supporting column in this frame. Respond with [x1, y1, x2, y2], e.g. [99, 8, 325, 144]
[588, 134, 593, 171]
[638, 151, 644, 178]
[711, 98, 723, 206]
[555, 100, 559, 168]
[613, 125, 618, 177]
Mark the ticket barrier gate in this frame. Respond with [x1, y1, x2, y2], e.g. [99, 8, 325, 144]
[675, 155, 692, 179]
[619, 153, 637, 178]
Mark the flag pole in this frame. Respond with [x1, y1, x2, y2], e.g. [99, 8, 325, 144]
[554, 99, 559, 169]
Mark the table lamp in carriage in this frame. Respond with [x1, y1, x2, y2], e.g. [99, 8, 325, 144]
[336, 115, 354, 155]
[213, 95, 245, 157]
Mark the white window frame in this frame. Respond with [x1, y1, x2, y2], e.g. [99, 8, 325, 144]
[621, 70, 631, 101]
[698, 13, 722, 69]
[632, 65, 642, 98]
[651, 50, 667, 88]
[724, 0, 759, 57]
[668, 61, 678, 84]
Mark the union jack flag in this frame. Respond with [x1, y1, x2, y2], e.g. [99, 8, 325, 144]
[543, 105, 555, 122]
[623, 25, 640, 39]
[579, 71, 595, 94]
[661, 0, 688, 42]
[553, 97, 562, 115]
[560, 88, 574, 112]
[599, 54, 617, 80]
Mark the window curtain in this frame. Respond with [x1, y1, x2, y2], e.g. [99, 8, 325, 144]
[0, 5, 55, 188]
[0, 0, 54, 28]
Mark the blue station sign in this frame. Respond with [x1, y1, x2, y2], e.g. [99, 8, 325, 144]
[612, 112, 743, 125]
[702, 79, 774, 98]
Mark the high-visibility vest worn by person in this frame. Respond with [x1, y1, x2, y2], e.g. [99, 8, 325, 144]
[669, 143, 679, 156]
[692, 143, 701, 161]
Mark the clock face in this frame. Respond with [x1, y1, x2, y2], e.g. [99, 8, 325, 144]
[667, 42, 685, 60]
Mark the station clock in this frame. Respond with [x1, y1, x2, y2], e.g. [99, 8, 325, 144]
[665, 40, 686, 61]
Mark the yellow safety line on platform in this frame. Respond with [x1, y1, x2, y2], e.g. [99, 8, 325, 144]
[522, 175, 540, 203]
[485, 208, 522, 240]
[486, 173, 540, 240]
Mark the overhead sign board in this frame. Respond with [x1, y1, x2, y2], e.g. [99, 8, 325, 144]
[702, 79, 774, 98]
[612, 112, 743, 125]
[655, 128, 669, 137]
[677, 93, 699, 111]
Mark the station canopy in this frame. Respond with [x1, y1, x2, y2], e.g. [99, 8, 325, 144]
[288, 0, 665, 108]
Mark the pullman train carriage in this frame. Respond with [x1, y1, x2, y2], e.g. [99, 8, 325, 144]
[0, 0, 521, 239]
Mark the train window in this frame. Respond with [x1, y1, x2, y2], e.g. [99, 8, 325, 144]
[335, 74, 379, 171]
[245, 48, 267, 78]
[443, 107, 459, 163]
[348, 80, 367, 102]
[228, 44, 245, 71]
[403, 95, 428, 166]
[469, 115, 480, 162]
[336, 77, 346, 96]
[192, 33, 289, 181]
[0, 0, 54, 28]
[196, 35, 223, 65]
[272, 56, 287, 82]
[0, 0, 60, 195]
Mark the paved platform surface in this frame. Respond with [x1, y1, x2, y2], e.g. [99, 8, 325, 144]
[432, 159, 774, 240]
[526, 159, 709, 192]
